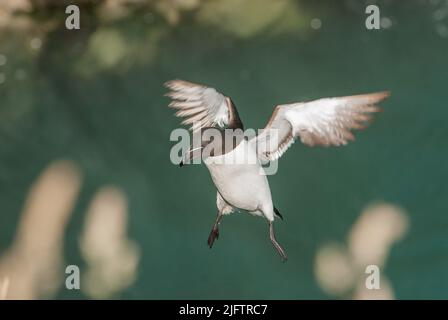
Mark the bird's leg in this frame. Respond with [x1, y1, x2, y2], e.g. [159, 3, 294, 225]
[207, 211, 223, 248]
[269, 221, 288, 262]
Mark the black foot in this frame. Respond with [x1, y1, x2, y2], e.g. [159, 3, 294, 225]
[207, 227, 219, 248]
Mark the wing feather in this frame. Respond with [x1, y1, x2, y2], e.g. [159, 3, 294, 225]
[257, 91, 390, 161]
[165, 80, 243, 132]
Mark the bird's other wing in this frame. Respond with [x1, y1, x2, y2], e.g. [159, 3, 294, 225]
[256, 91, 390, 162]
[165, 79, 243, 132]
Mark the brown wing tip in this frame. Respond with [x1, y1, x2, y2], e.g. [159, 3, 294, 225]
[345, 90, 391, 105]
[164, 79, 203, 90]
[363, 91, 390, 105]
[164, 79, 181, 89]
[373, 90, 391, 102]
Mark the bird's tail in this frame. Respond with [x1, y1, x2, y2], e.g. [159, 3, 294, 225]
[274, 207, 283, 220]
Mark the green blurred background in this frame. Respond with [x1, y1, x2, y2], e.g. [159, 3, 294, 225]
[0, 0, 447, 299]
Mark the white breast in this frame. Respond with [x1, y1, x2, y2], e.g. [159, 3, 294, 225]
[204, 140, 273, 213]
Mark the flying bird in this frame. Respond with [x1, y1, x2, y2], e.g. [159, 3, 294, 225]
[165, 79, 389, 261]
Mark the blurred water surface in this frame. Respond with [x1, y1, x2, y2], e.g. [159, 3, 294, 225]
[0, 0, 447, 299]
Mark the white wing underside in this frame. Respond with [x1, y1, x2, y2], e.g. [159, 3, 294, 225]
[255, 91, 390, 162]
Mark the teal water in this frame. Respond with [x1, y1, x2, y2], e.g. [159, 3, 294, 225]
[0, 1, 447, 299]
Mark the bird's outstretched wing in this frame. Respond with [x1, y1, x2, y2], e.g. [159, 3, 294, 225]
[256, 91, 390, 162]
[165, 80, 243, 132]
